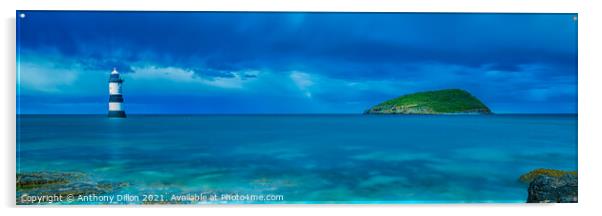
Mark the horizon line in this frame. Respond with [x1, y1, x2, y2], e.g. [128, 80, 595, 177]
[16, 113, 578, 115]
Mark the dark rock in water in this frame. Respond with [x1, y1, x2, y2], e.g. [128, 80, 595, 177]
[17, 172, 85, 188]
[527, 174, 577, 203]
[519, 168, 577, 184]
[16, 171, 128, 205]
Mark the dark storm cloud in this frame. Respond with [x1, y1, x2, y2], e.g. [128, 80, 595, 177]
[18, 12, 576, 77]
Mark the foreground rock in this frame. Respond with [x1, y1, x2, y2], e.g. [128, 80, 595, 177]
[519, 168, 577, 183]
[521, 169, 577, 203]
[17, 172, 91, 188]
[16, 171, 128, 205]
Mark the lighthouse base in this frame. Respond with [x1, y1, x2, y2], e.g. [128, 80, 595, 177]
[108, 111, 127, 118]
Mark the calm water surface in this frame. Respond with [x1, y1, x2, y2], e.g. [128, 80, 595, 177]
[16, 114, 577, 203]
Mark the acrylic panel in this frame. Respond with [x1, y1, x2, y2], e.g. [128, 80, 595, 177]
[16, 11, 578, 205]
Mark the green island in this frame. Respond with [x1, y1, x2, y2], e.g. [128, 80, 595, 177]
[364, 89, 492, 114]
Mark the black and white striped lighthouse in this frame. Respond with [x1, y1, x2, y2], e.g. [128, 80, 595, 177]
[108, 68, 126, 118]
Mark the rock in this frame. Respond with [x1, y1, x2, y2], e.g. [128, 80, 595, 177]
[519, 168, 577, 183]
[16, 171, 128, 205]
[17, 172, 85, 188]
[527, 174, 577, 203]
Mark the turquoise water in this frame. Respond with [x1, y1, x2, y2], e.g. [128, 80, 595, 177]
[16, 114, 577, 204]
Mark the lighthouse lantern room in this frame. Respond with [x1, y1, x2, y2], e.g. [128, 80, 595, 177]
[108, 68, 126, 118]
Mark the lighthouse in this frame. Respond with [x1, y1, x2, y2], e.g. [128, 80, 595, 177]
[108, 68, 126, 118]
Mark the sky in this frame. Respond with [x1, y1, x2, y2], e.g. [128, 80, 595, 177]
[16, 11, 578, 114]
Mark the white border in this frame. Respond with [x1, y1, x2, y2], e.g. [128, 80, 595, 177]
[7, 0, 585, 12]
[3, 0, 602, 215]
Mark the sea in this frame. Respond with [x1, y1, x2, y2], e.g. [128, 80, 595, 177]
[16, 114, 577, 204]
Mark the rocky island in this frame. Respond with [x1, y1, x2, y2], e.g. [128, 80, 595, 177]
[365, 89, 492, 115]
